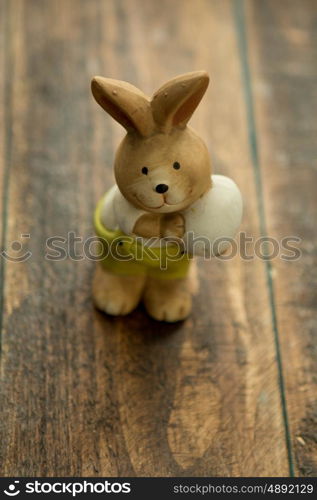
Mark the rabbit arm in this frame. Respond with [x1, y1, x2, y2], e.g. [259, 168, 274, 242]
[99, 187, 183, 240]
[132, 213, 162, 238]
[132, 213, 186, 239]
[182, 175, 243, 257]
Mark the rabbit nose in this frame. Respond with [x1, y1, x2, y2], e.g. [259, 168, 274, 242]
[155, 184, 169, 194]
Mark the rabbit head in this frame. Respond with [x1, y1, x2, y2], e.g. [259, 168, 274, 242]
[91, 71, 211, 213]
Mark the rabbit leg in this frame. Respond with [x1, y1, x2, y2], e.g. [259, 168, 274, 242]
[92, 264, 146, 316]
[143, 275, 192, 322]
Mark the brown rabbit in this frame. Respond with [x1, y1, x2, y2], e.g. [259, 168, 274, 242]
[91, 71, 242, 321]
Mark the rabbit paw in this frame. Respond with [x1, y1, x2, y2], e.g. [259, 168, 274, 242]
[143, 276, 192, 322]
[92, 265, 146, 316]
[161, 213, 185, 239]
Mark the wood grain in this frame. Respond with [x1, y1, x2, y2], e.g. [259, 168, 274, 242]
[0, 0, 297, 476]
[246, 0, 317, 476]
[0, 0, 6, 209]
[0, 0, 10, 347]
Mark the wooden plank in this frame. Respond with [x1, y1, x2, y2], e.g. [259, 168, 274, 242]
[0, 0, 6, 212]
[0, 0, 9, 344]
[245, 0, 317, 476]
[0, 0, 288, 476]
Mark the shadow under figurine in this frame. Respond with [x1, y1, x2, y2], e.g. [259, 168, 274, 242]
[91, 71, 242, 322]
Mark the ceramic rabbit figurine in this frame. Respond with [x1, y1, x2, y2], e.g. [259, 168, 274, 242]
[91, 71, 242, 322]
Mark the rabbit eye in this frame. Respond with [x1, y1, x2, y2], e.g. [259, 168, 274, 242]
[173, 161, 181, 170]
[142, 167, 148, 175]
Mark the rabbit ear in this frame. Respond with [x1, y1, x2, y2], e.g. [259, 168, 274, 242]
[91, 77, 155, 137]
[151, 71, 209, 131]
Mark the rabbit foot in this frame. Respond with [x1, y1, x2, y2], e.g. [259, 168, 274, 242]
[92, 264, 146, 316]
[143, 276, 192, 322]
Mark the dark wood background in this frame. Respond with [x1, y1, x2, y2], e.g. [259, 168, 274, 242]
[0, 0, 316, 477]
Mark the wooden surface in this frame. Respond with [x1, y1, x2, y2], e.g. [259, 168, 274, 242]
[0, 0, 316, 477]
